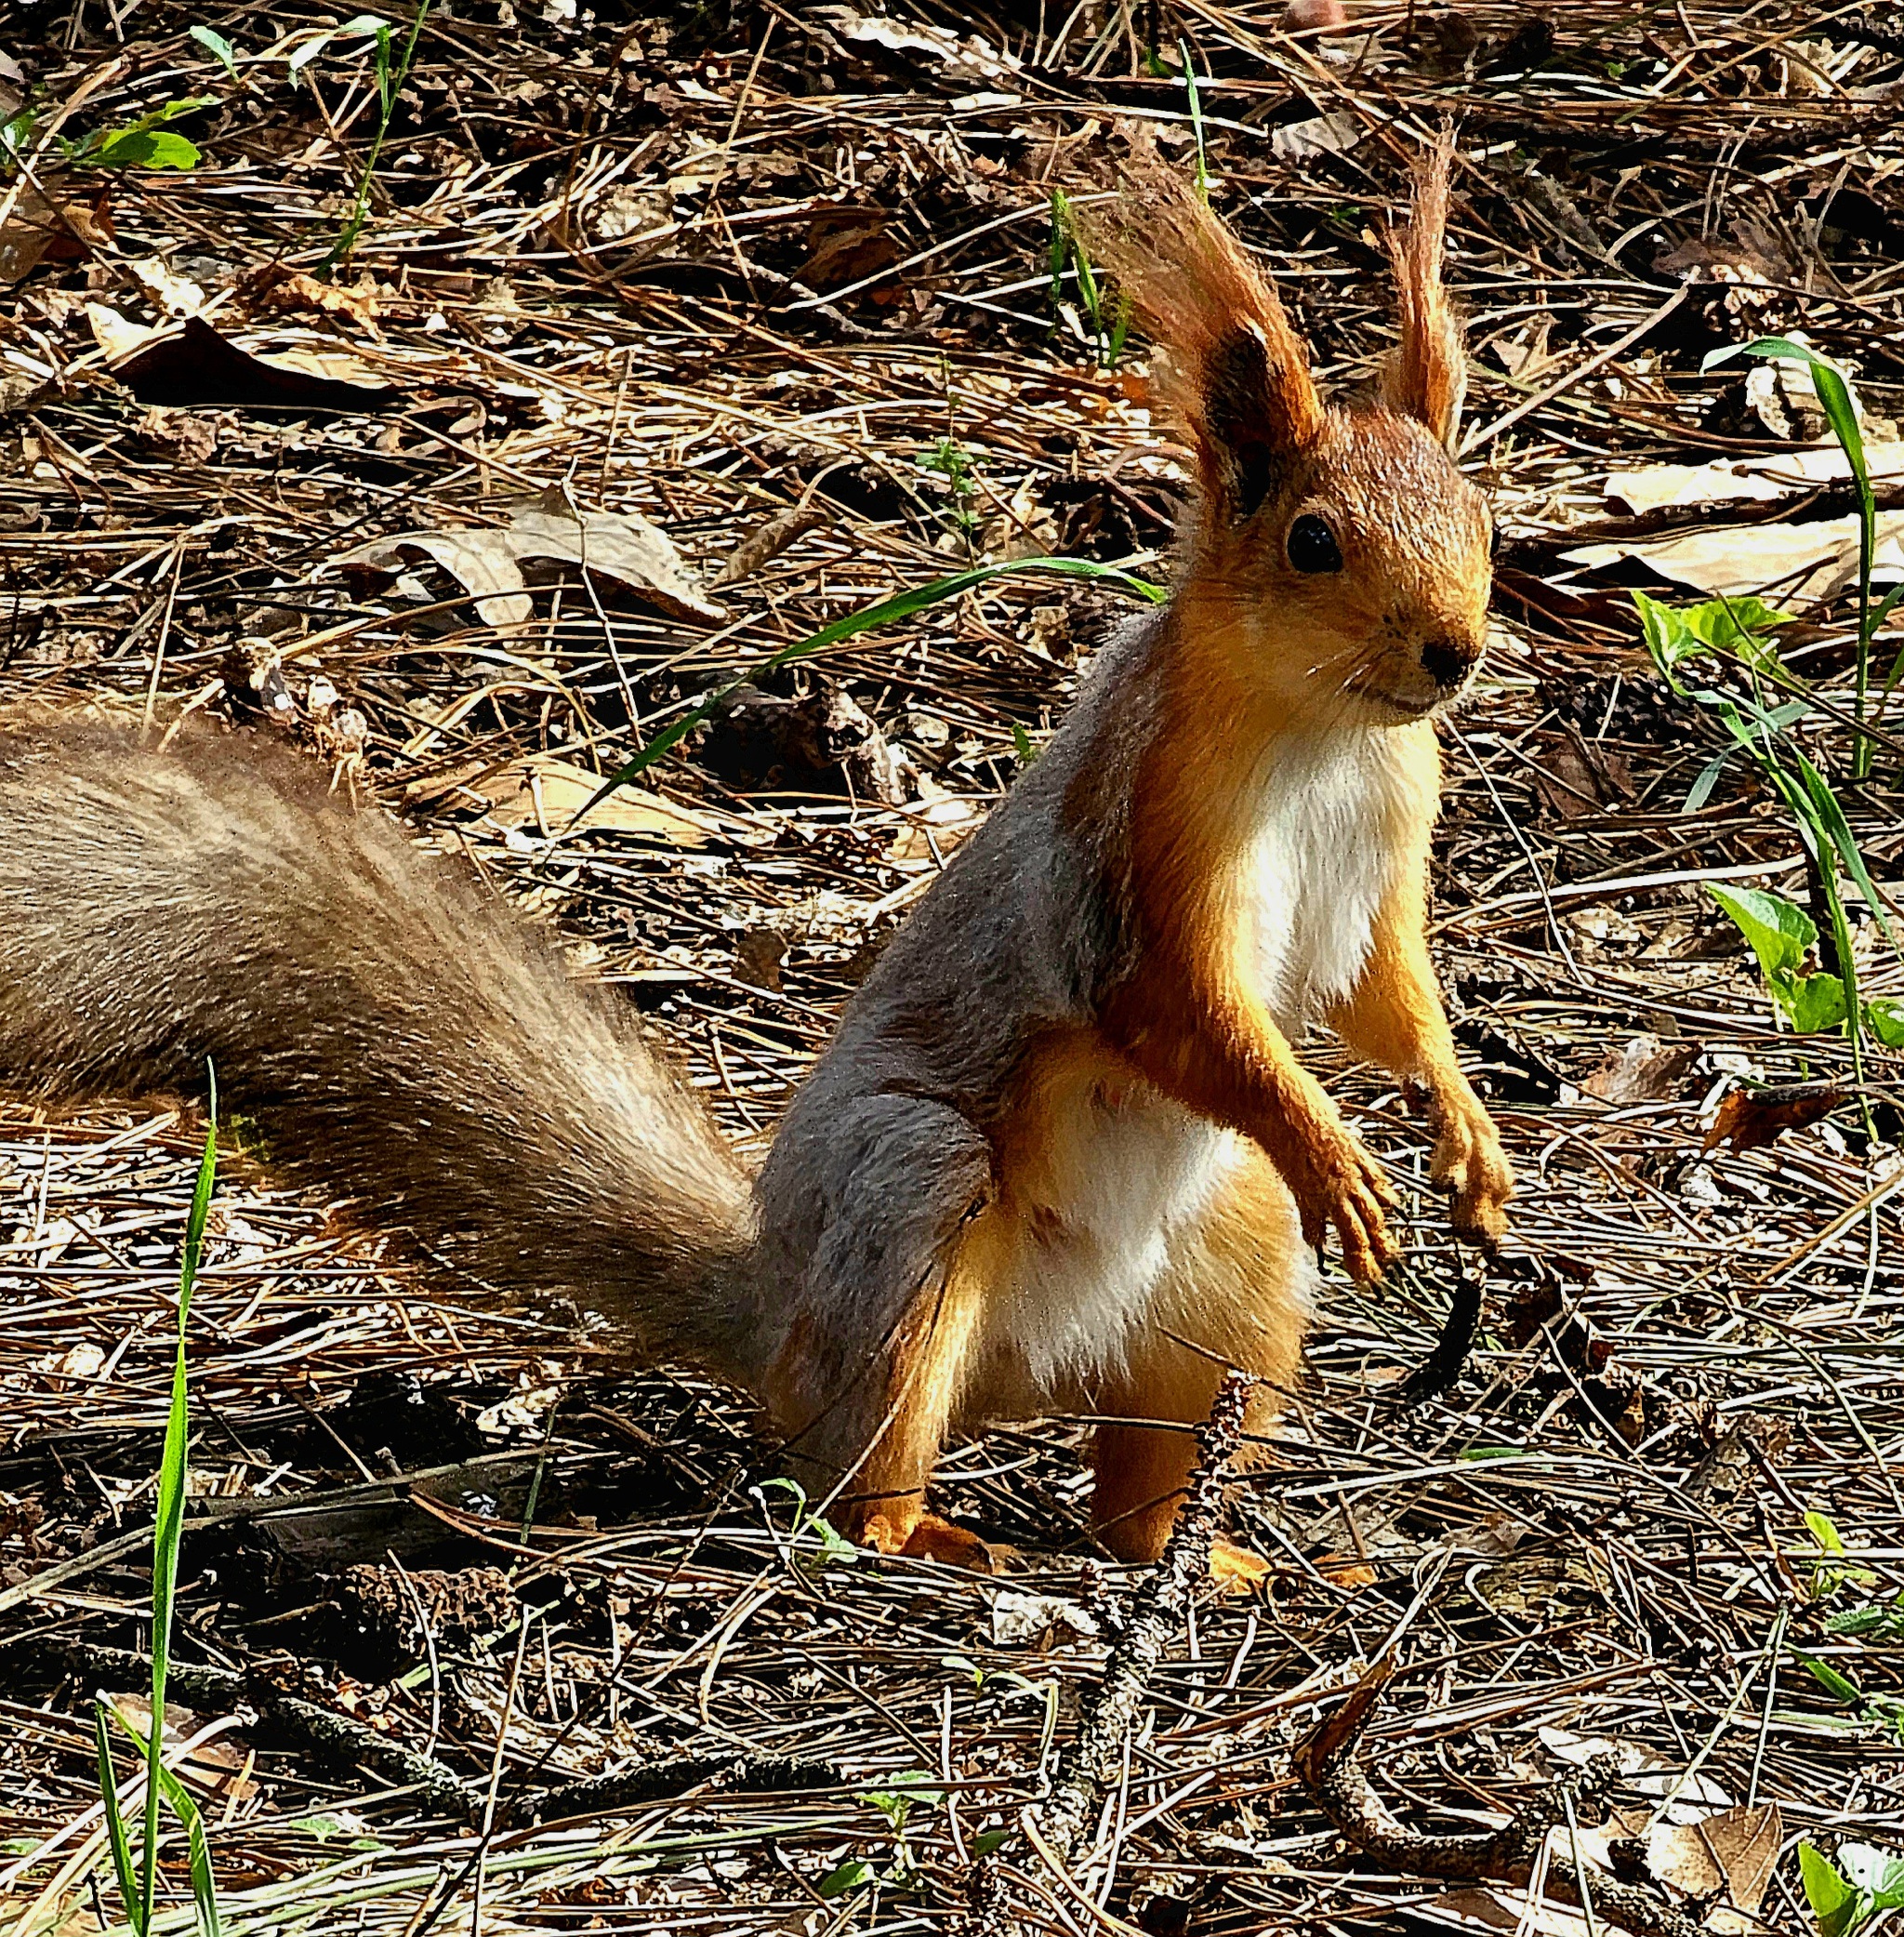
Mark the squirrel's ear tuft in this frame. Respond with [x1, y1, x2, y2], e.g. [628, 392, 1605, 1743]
[1382, 138, 1467, 451]
[1073, 136, 1322, 520]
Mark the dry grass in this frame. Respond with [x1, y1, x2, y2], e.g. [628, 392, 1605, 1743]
[3, 3, 1904, 1932]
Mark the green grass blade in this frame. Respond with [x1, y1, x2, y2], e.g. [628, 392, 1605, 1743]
[1682, 750, 1731, 813]
[1703, 336, 1869, 488]
[94, 1700, 144, 1935]
[105, 1705, 227, 1936]
[152, 1755, 226, 1937]
[141, 1092, 218, 1924]
[1874, 584, 1904, 708]
[1796, 750, 1901, 953]
[575, 557, 1165, 822]
[1706, 335, 1877, 774]
[1048, 189, 1068, 316]
[1179, 40, 1209, 204]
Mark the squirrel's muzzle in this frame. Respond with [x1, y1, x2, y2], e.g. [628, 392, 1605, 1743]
[1418, 636, 1480, 692]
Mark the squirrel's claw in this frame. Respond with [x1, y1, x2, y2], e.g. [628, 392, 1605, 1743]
[1293, 1129, 1397, 1283]
[1430, 1097, 1514, 1245]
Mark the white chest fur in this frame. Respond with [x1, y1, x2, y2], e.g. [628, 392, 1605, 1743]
[1243, 723, 1429, 1032]
[975, 723, 1435, 1405]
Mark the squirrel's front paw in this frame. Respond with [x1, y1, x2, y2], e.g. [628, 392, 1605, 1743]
[1289, 1126, 1397, 1284]
[1431, 1094, 1514, 1245]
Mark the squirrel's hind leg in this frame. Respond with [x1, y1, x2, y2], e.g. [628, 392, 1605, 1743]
[762, 1095, 998, 1563]
[1089, 1145, 1310, 1564]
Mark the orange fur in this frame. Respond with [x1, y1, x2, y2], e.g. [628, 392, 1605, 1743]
[1088, 1147, 1305, 1560]
[1382, 138, 1467, 451]
[1325, 804, 1515, 1241]
[1074, 139, 1323, 483]
[1091, 621, 1398, 1284]
[835, 1240, 995, 1554]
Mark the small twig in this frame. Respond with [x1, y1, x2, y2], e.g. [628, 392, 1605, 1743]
[1035, 1370, 1256, 1862]
[1295, 1665, 1703, 1937]
[966, 1373, 1257, 1935]
[54, 1640, 479, 1818]
[1396, 1261, 1486, 1405]
[519, 1752, 836, 1824]
[48, 1639, 834, 1827]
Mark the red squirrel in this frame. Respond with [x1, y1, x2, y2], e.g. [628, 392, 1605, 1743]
[0, 140, 1511, 1569]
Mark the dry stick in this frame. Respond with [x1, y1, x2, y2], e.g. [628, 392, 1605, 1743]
[1296, 1665, 1703, 1937]
[967, 1369, 1258, 1937]
[1395, 1257, 1485, 1406]
[48, 1639, 836, 1828]
[51, 1641, 479, 1820]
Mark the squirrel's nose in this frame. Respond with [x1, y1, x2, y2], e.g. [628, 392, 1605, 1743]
[1419, 637, 1479, 691]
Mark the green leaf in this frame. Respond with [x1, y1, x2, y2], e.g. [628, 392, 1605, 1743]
[1795, 750, 1903, 955]
[1012, 721, 1036, 766]
[972, 1829, 1011, 1856]
[817, 1859, 879, 1900]
[89, 127, 200, 169]
[1864, 999, 1904, 1050]
[1633, 589, 1698, 690]
[94, 1703, 142, 1934]
[575, 556, 1166, 822]
[1789, 972, 1849, 1034]
[1683, 749, 1733, 814]
[1635, 589, 1794, 683]
[1807, 1509, 1849, 1555]
[1708, 882, 1815, 985]
[1801, 1841, 1867, 1937]
[859, 1773, 943, 1832]
[2, 108, 33, 157]
[288, 14, 389, 76]
[1796, 1651, 1865, 1706]
[188, 25, 238, 75]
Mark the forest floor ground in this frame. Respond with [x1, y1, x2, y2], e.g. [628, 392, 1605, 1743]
[3, 4, 1904, 1933]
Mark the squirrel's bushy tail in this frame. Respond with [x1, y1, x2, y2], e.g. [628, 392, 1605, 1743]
[0, 712, 762, 1384]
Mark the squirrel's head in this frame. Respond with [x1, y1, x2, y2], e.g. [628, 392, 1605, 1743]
[1080, 138, 1491, 727]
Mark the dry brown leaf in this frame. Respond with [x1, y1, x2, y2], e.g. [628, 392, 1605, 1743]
[478, 756, 719, 845]
[343, 489, 723, 629]
[1271, 112, 1364, 160]
[1703, 1083, 1843, 1155]
[813, 7, 1022, 80]
[1605, 444, 1904, 515]
[106, 1693, 259, 1799]
[1563, 511, 1904, 602]
[1583, 1034, 1701, 1105]
[888, 781, 978, 864]
[239, 261, 382, 327]
[88, 312, 394, 412]
[126, 255, 207, 318]
[1603, 462, 1791, 516]
[734, 926, 789, 990]
[1646, 1803, 1782, 1926]
[338, 528, 536, 626]
[1530, 733, 1633, 820]
[1312, 1554, 1379, 1587]
[504, 488, 726, 624]
[0, 182, 112, 285]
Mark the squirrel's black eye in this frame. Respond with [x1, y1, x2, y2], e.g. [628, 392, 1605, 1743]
[1287, 513, 1342, 575]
